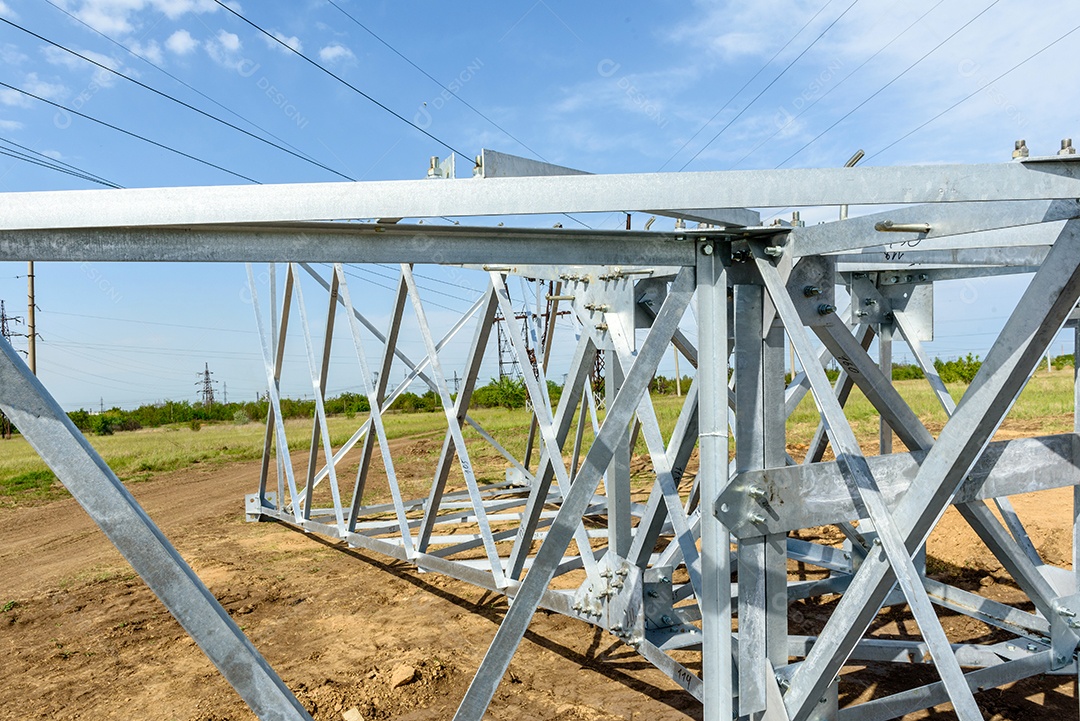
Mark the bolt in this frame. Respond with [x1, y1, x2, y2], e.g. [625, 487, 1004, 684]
[803, 285, 821, 297]
[747, 485, 766, 500]
[659, 577, 670, 584]
[764, 245, 784, 257]
[595, 323, 609, 331]
[747, 511, 766, 524]
[873, 538, 882, 546]
[818, 304, 836, 316]
[1013, 139, 1029, 159]
[1061, 138, 1076, 156]
[819, 697, 828, 704]
[732, 249, 751, 263]
[617, 568, 629, 577]
[572, 602, 582, 611]
[855, 310, 869, 318]
[612, 623, 623, 632]
[918, 273, 929, 281]
[1027, 644, 1038, 652]
[647, 590, 659, 598]
[701, 243, 714, 255]
[863, 297, 877, 306]
[661, 614, 673, 625]
[612, 580, 624, 589]
[1057, 606, 1076, 618]
[776, 676, 790, 690]
[891, 275, 900, 284]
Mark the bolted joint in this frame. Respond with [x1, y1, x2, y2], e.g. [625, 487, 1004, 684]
[701, 243, 714, 255]
[817, 304, 837, 316]
[803, 285, 821, 297]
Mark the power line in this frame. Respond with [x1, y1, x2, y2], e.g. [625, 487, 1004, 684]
[0, 80, 260, 183]
[0, 134, 120, 187]
[326, 0, 542, 160]
[39, 308, 255, 334]
[679, 0, 862, 171]
[0, 16, 354, 182]
[40, 0, 326, 170]
[212, 0, 472, 161]
[656, 0, 839, 172]
[726, 0, 945, 170]
[0, 145, 119, 188]
[867, 20, 1080, 163]
[776, 0, 1003, 168]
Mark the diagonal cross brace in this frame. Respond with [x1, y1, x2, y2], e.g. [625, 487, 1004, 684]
[452, 267, 696, 721]
[782, 219, 1080, 721]
[756, 254, 984, 721]
[0, 336, 313, 721]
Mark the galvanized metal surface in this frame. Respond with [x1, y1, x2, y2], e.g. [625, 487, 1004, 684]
[5, 151, 1080, 721]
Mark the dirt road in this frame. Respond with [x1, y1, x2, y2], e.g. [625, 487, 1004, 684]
[0, 453, 1076, 720]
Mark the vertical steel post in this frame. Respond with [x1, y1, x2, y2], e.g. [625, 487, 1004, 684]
[878, 320, 893, 454]
[697, 242, 732, 720]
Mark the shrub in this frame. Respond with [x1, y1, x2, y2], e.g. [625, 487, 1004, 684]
[189, 419, 202, 432]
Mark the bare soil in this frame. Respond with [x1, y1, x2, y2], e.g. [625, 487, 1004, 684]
[0, 445, 1077, 720]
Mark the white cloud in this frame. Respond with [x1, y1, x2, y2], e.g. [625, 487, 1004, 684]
[318, 44, 355, 64]
[42, 149, 64, 161]
[0, 119, 23, 131]
[166, 29, 198, 55]
[265, 30, 302, 54]
[0, 43, 26, 66]
[127, 39, 163, 65]
[0, 1, 17, 19]
[67, 0, 219, 37]
[205, 29, 242, 68]
[43, 46, 121, 87]
[23, 73, 67, 101]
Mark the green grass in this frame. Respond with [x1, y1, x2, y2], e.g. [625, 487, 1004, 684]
[1, 369, 1075, 507]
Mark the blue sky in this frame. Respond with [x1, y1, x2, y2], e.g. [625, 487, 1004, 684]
[0, 0, 1077, 409]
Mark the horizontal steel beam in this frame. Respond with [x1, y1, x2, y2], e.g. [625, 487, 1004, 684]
[716, 434, 1080, 536]
[3, 160, 1080, 230]
[789, 199, 1080, 257]
[0, 222, 703, 265]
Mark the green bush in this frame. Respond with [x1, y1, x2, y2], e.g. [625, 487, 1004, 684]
[934, 354, 982, 384]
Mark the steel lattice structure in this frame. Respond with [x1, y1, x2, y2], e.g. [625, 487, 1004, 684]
[3, 148, 1080, 720]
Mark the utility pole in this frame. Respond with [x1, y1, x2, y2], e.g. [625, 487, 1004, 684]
[26, 261, 36, 374]
[0, 300, 22, 439]
[196, 362, 217, 408]
[223, 382, 228, 404]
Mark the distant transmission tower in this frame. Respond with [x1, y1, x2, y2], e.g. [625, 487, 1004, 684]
[196, 362, 218, 408]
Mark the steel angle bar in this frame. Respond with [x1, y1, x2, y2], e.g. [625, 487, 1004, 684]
[301, 268, 339, 519]
[803, 322, 874, 465]
[834, 245, 1052, 268]
[695, 245, 734, 721]
[617, 364, 703, 600]
[463, 416, 534, 483]
[894, 310, 1045, 571]
[452, 267, 695, 721]
[893, 309, 956, 417]
[6, 160, 1080, 232]
[721, 434, 1080, 536]
[258, 264, 293, 512]
[628, 380, 700, 571]
[417, 285, 499, 553]
[489, 272, 602, 584]
[812, 313, 936, 452]
[0, 338, 313, 721]
[402, 265, 507, 588]
[291, 266, 347, 533]
[783, 219, 1080, 721]
[0, 223, 699, 266]
[838, 652, 1054, 721]
[248, 264, 303, 523]
[505, 329, 597, 581]
[756, 253, 984, 720]
[335, 265, 415, 554]
[789, 199, 1080, 257]
[349, 270, 407, 529]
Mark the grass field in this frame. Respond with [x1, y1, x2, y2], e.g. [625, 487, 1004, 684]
[2, 368, 1075, 507]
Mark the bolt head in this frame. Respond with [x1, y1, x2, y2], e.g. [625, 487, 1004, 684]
[701, 243, 714, 255]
